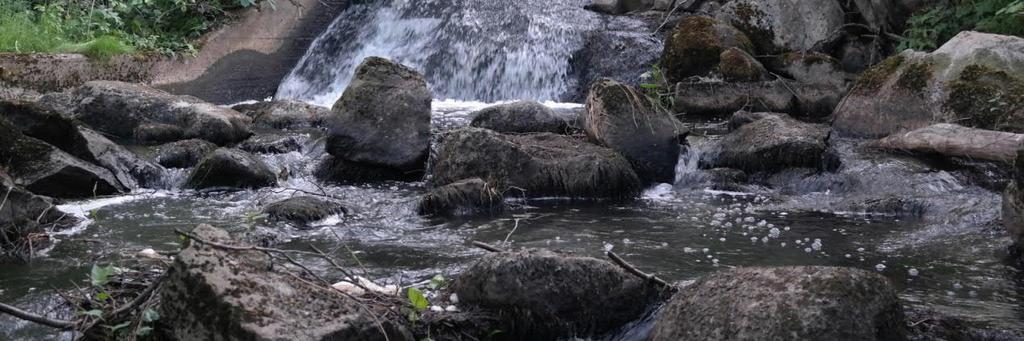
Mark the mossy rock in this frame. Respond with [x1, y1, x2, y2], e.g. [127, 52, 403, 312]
[709, 0, 844, 54]
[945, 65, 1024, 133]
[717, 47, 766, 82]
[661, 16, 753, 83]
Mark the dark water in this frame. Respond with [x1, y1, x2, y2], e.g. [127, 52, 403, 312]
[2, 102, 1023, 339]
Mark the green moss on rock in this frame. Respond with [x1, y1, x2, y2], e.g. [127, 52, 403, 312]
[896, 62, 933, 95]
[718, 47, 766, 82]
[854, 55, 905, 94]
[945, 64, 1024, 132]
[729, 3, 775, 54]
[661, 16, 754, 83]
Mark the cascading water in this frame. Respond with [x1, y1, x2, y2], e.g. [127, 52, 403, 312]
[275, 0, 645, 106]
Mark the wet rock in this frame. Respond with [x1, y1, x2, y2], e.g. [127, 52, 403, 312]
[0, 170, 77, 257]
[326, 57, 431, 175]
[661, 16, 754, 83]
[1004, 150, 1024, 253]
[869, 124, 1024, 164]
[567, 26, 662, 102]
[706, 0, 845, 54]
[906, 308, 1024, 340]
[432, 127, 642, 199]
[315, 156, 419, 183]
[585, 0, 653, 14]
[239, 135, 304, 154]
[232, 100, 330, 129]
[764, 51, 850, 87]
[853, 0, 931, 34]
[160, 224, 412, 341]
[263, 196, 347, 225]
[718, 47, 767, 82]
[469, 101, 570, 134]
[418, 178, 504, 216]
[0, 100, 165, 188]
[451, 249, 663, 339]
[703, 112, 831, 173]
[833, 31, 1024, 138]
[154, 139, 218, 169]
[584, 78, 684, 183]
[0, 117, 124, 198]
[186, 148, 276, 190]
[45, 81, 252, 145]
[674, 79, 843, 119]
[649, 266, 906, 341]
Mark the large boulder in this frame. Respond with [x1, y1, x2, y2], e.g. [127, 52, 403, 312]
[154, 139, 218, 169]
[326, 57, 431, 175]
[661, 16, 754, 83]
[417, 178, 505, 216]
[186, 148, 276, 190]
[451, 249, 663, 339]
[764, 52, 850, 87]
[263, 196, 348, 225]
[1, 100, 165, 189]
[232, 100, 330, 129]
[470, 101, 570, 134]
[870, 124, 1024, 164]
[703, 112, 832, 173]
[432, 127, 642, 199]
[568, 27, 662, 102]
[649, 266, 906, 340]
[160, 224, 411, 340]
[0, 117, 124, 198]
[705, 0, 845, 54]
[674, 79, 844, 119]
[584, 79, 684, 183]
[833, 32, 1024, 138]
[43, 81, 252, 145]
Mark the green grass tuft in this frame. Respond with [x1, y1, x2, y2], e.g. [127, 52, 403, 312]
[59, 36, 135, 61]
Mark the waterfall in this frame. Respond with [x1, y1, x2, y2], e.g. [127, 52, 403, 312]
[275, 0, 648, 106]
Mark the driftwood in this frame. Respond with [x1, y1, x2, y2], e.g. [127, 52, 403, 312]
[472, 241, 505, 253]
[869, 123, 1024, 163]
[607, 251, 669, 288]
[0, 302, 75, 330]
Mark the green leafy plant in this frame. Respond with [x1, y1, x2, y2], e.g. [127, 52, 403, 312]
[901, 0, 1024, 51]
[639, 64, 676, 110]
[90, 264, 116, 287]
[427, 274, 446, 290]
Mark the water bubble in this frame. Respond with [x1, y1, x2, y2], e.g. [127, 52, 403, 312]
[875, 264, 886, 272]
[719, 237, 726, 242]
[804, 247, 812, 253]
[750, 237, 759, 243]
[744, 217, 756, 223]
[683, 247, 695, 253]
[844, 254, 852, 258]
[857, 247, 865, 252]
[702, 248, 710, 253]
[811, 239, 822, 251]
[758, 220, 767, 227]
[953, 283, 964, 290]
[768, 228, 780, 238]
[781, 242, 787, 247]
[603, 243, 614, 252]
[908, 268, 919, 277]
[784, 226, 791, 231]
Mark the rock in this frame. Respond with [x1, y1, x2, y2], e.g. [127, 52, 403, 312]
[417, 178, 504, 216]
[0, 170, 76, 257]
[661, 16, 754, 83]
[583, 79, 684, 183]
[718, 47, 767, 82]
[232, 100, 330, 129]
[678, 167, 749, 191]
[853, 0, 931, 33]
[0, 117, 124, 198]
[263, 196, 347, 225]
[764, 51, 850, 87]
[906, 308, 1024, 340]
[652, 0, 676, 11]
[567, 26, 663, 102]
[1004, 150, 1024, 251]
[869, 124, 1024, 164]
[154, 139, 218, 169]
[432, 127, 642, 199]
[469, 101, 570, 134]
[238, 135, 304, 154]
[833, 32, 1024, 138]
[707, 0, 845, 54]
[315, 156, 419, 183]
[186, 149, 276, 190]
[451, 249, 663, 339]
[160, 224, 412, 341]
[326, 57, 431, 174]
[585, 0, 653, 14]
[703, 112, 832, 173]
[649, 266, 906, 341]
[47, 81, 252, 145]
[674, 79, 844, 119]
[0, 100, 164, 188]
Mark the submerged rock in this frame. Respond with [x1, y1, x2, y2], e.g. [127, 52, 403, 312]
[263, 196, 347, 225]
[705, 0, 845, 54]
[232, 100, 330, 129]
[326, 57, 431, 175]
[154, 139, 218, 169]
[833, 31, 1024, 138]
[469, 101, 570, 134]
[186, 148, 276, 190]
[45, 81, 252, 145]
[673, 79, 843, 119]
[451, 249, 664, 339]
[418, 178, 504, 216]
[432, 127, 642, 199]
[584, 79, 684, 183]
[160, 224, 412, 340]
[0, 116, 124, 198]
[661, 16, 754, 83]
[649, 266, 906, 341]
[870, 123, 1024, 164]
[239, 135, 304, 154]
[703, 112, 832, 173]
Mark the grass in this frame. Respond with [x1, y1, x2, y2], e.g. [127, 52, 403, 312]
[0, 2, 134, 59]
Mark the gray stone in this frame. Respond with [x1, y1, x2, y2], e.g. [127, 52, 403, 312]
[708, 0, 845, 54]
[186, 148, 276, 190]
[661, 16, 754, 83]
[263, 196, 347, 225]
[650, 266, 906, 341]
[674, 79, 844, 119]
[232, 100, 330, 129]
[418, 178, 504, 216]
[703, 112, 831, 173]
[154, 139, 218, 169]
[239, 135, 304, 154]
[470, 101, 569, 134]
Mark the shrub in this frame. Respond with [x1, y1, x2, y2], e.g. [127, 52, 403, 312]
[901, 0, 1024, 51]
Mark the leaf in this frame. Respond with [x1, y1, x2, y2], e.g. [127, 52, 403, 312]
[105, 321, 132, 331]
[142, 308, 160, 322]
[639, 83, 660, 89]
[136, 326, 153, 336]
[428, 274, 445, 290]
[407, 287, 429, 312]
[90, 264, 115, 287]
[95, 292, 111, 301]
[78, 309, 103, 318]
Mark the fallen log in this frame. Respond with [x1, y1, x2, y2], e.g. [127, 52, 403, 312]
[869, 123, 1024, 163]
